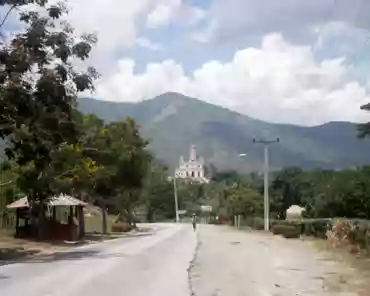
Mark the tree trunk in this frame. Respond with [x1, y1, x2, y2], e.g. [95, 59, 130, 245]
[15, 209, 19, 238]
[146, 205, 154, 222]
[101, 206, 108, 234]
[78, 206, 85, 239]
[28, 197, 37, 237]
[37, 200, 46, 240]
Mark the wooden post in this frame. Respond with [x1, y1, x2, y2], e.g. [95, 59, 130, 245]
[68, 206, 73, 224]
[78, 206, 85, 239]
[15, 209, 20, 237]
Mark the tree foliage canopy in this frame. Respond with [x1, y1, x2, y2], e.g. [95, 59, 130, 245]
[0, 0, 98, 200]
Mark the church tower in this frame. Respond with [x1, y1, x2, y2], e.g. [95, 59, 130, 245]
[190, 144, 197, 161]
[174, 143, 209, 183]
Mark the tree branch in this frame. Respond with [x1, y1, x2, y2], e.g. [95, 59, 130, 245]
[54, 168, 78, 180]
[0, 180, 13, 187]
[0, 4, 17, 30]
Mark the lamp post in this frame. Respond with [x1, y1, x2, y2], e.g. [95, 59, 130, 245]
[252, 137, 280, 231]
[173, 172, 180, 223]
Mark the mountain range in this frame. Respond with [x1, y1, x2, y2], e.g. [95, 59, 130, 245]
[78, 92, 370, 173]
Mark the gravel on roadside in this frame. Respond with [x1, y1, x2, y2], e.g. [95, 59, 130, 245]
[190, 225, 366, 296]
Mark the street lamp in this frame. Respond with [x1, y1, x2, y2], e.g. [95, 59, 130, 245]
[252, 137, 280, 231]
[173, 172, 180, 223]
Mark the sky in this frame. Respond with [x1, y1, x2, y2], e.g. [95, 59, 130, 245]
[4, 0, 370, 126]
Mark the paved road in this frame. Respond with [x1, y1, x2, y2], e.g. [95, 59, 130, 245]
[1, 224, 366, 296]
[0, 223, 197, 296]
[190, 225, 362, 296]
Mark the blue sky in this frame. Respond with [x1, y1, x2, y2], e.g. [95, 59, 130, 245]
[3, 0, 370, 125]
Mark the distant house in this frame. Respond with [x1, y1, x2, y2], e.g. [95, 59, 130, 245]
[175, 144, 209, 184]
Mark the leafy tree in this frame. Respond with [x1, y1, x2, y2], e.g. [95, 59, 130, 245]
[358, 103, 370, 138]
[0, 0, 98, 215]
[212, 170, 240, 185]
[82, 117, 151, 232]
[269, 167, 307, 219]
[143, 162, 174, 222]
[0, 160, 23, 227]
[225, 185, 263, 217]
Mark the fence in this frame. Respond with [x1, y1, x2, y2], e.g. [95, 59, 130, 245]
[0, 213, 16, 230]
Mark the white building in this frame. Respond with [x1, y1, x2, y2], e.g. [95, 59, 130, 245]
[175, 144, 209, 183]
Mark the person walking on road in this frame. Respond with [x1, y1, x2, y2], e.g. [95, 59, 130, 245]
[192, 214, 197, 231]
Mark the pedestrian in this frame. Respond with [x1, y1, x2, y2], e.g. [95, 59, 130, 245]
[192, 214, 197, 231]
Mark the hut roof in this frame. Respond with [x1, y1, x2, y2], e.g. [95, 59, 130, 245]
[6, 194, 86, 209]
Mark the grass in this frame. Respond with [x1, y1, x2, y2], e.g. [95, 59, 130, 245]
[0, 213, 122, 263]
[0, 228, 72, 262]
[310, 238, 370, 295]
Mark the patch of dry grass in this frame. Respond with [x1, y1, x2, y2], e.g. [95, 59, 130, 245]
[310, 238, 370, 295]
[0, 214, 120, 263]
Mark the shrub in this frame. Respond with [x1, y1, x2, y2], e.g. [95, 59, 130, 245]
[346, 220, 370, 251]
[242, 217, 265, 230]
[111, 222, 131, 233]
[210, 218, 222, 225]
[299, 219, 331, 238]
[251, 217, 265, 230]
[328, 219, 370, 252]
[271, 224, 300, 238]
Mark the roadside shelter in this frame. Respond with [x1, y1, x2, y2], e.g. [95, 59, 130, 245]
[7, 194, 87, 241]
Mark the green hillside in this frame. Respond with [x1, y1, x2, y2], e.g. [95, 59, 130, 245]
[78, 92, 370, 173]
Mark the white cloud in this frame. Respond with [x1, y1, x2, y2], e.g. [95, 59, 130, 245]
[147, 3, 172, 28]
[60, 0, 205, 72]
[146, 0, 206, 29]
[65, 0, 154, 56]
[194, 0, 370, 47]
[136, 37, 164, 51]
[95, 34, 370, 126]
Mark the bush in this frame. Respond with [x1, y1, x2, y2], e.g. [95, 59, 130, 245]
[209, 218, 222, 225]
[111, 222, 131, 233]
[299, 219, 331, 238]
[348, 220, 370, 251]
[271, 224, 300, 238]
[327, 219, 370, 252]
[242, 217, 265, 230]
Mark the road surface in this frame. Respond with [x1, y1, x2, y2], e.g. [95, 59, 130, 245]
[0, 223, 197, 296]
[190, 225, 364, 296]
[1, 224, 366, 296]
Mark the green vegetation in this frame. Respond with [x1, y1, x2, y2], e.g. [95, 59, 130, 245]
[0, 0, 152, 239]
[268, 167, 370, 220]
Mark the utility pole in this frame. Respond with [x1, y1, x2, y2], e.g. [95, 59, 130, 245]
[253, 137, 280, 231]
[173, 172, 180, 222]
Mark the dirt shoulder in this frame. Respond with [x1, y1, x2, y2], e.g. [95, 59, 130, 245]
[0, 227, 153, 264]
[190, 225, 369, 296]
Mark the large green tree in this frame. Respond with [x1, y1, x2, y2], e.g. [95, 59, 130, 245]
[0, 0, 98, 205]
[143, 162, 175, 222]
[269, 167, 308, 219]
[81, 117, 151, 232]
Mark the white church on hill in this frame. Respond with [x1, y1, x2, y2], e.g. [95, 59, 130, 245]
[175, 144, 210, 184]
